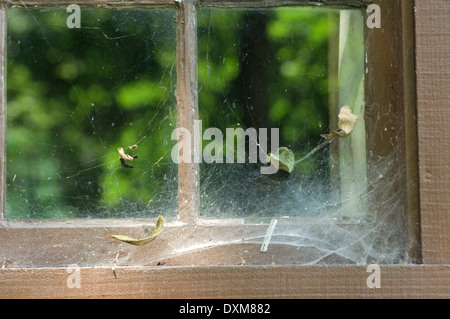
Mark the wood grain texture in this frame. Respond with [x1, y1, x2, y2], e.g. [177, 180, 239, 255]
[415, 0, 450, 264]
[364, 0, 420, 262]
[401, 0, 421, 264]
[1, 265, 449, 298]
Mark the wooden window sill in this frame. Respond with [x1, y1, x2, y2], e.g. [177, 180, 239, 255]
[1, 264, 449, 298]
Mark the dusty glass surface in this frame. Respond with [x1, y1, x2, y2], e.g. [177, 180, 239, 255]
[197, 7, 347, 219]
[192, 7, 411, 264]
[2, 5, 413, 266]
[6, 8, 178, 219]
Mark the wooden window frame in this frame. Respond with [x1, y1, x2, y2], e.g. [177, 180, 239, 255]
[0, 0, 449, 298]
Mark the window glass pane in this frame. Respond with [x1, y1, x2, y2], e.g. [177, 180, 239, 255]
[6, 8, 178, 219]
[197, 7, 343, 219]
[196, 7, 409, 264]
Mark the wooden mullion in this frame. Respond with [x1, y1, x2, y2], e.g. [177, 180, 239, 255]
[364, 0, 420, 263]
[175, 0, 199, 224]
[401, 0, 421, 264]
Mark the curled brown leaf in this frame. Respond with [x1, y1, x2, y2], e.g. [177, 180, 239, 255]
[321, 105, 358, 140]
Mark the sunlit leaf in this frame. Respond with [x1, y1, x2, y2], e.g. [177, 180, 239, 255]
[267, 147, 295, 173]
[115, 80, 164, 110]
[108, 216, 164, 246]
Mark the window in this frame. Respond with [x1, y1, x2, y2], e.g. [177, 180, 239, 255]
[1, 0, 431, 289]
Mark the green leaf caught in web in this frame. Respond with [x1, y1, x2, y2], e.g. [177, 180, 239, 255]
[108, 216, 164, 246]
[267, 147, 295, 173]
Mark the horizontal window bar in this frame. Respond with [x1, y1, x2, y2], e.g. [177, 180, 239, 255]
[197, 0, 369, 8]
[2, 0, 372, 9]
[1, 0, 175, 8]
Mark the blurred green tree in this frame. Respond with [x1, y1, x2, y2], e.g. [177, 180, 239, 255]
[196, 7, 338, 218]
[198, 7, 335, 168]
[7, 8, 178, 219]
[6, 6, 337, 219]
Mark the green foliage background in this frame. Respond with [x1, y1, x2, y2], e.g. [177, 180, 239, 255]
[196, 8, 338, 217]
[6, 7, 337, 219]
[7, 8, 178, 219]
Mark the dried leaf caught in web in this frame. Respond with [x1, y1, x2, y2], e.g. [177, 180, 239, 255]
[267, 147, 295, 173]
[118, 147, 134, 161]
[108, 216, 164, 246]
[118, 147, 138, 168]
[321, 105, 358, 140]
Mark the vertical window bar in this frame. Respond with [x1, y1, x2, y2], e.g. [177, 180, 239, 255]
[337, 9, 367, 218]
[364, 0, 420, 262]
[0, 5, 6, 219]
[175, 0, 199, 224]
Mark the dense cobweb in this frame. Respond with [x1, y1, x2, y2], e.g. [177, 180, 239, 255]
[192, 7, 410, 264]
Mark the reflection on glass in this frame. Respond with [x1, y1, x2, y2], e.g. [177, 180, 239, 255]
[197, 7, 365, 219]
[6, 8, 178, 219]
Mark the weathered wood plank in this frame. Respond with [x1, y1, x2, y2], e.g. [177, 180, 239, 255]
[415, 0, 450, 264]
[0, 265, 449, 298]
[364, 0, 420, 263]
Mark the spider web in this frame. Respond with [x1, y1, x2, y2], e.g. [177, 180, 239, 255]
[3, 5, 414, 268]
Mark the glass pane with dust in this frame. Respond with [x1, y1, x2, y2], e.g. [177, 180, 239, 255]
[197, 7, 347, 219]
[196, 7, 409, 264]
[6, 8, 178, 219]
